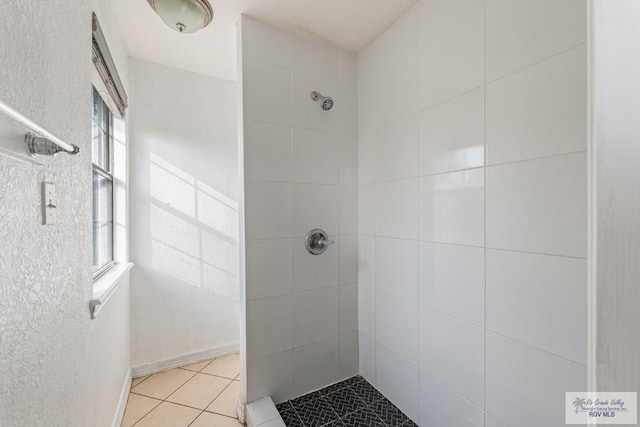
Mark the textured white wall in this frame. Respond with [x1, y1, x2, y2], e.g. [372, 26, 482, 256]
[591, 0, 640, 393]
[88, 278, 131, 426]
[358, 0, 588, 426]
[128, 59, 240, 369]
[0, 0, 131, 426]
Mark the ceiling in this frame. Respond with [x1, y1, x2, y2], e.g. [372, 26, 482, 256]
[111, 0, 418, 82]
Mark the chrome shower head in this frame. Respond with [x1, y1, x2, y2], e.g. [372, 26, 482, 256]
[311, 91, 334, 111]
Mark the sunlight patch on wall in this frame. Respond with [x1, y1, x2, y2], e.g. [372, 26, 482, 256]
[149, 152, 239, 301]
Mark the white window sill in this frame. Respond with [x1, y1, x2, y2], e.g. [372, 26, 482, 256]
[90, 262, 133, 319]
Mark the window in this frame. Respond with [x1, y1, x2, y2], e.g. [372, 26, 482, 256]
[91, 13, 127, 283]
[92, 87, 114, 278]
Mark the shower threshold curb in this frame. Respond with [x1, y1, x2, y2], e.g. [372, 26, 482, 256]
[246, 396, 286, 427]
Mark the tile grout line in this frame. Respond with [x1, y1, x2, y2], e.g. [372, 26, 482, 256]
[128, 391, 241, 416]
[129, 398, 239, 425]
[346, 147, 588, 188]
[186, 410, 205, 427]
[344, 234, 588, 262]
[200, 376, 237, 415]
[128, 393, 162, 427]
[483, 2, 488, 423]
[127, 357, 242, 427]
[416, 370, 484, 414]
[281, 378, 413, 427]
[485, 329, 588, 368]
[485, 41, 587, 86]
[485, 149, 588, 170]
[130, 374, 151, 390]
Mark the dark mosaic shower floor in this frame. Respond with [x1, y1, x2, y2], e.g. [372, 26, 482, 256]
[276, 375, 417, 427]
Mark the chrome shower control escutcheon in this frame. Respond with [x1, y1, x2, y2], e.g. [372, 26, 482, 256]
[305, 229, 334, 255]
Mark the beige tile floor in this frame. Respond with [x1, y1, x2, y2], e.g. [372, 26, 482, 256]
[122, 354, 242, 427]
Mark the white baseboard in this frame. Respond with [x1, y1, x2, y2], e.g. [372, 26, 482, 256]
[131, 343, 239, 378]
[237, 397, 247, 425]
[112, 368, 132, 427]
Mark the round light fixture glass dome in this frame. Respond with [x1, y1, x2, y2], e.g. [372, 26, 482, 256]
[147, 0, 214, 33]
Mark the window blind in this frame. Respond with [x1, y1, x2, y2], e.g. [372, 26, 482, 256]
[92, 13, 128, 117]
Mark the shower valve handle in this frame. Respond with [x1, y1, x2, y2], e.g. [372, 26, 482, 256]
[319, 238, 334, 247]
[305, 229, 334, 255]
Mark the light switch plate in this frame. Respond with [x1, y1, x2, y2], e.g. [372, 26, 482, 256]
[42, 182, 56, 225]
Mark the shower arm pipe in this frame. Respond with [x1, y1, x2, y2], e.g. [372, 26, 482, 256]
[0, 98, 79, 155]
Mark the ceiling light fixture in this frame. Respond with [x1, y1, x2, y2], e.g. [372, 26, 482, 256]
[147, 0, 214, 34]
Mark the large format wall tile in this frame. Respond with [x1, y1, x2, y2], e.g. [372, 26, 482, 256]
[358, 235, 376, 288]
[247, 295, 293, 361]
[339, 236, 358, 285]
[419, 373, 484, 427]
[339, 185, 358, 235]
[244, 120, 292, 182]
[417, 0, 486, 41]
[339, 51, 358, 140]
[293, 237, 339, 292]
[292, 37, 339, 134]
[245, 182, 293, 240]
[487, 249, 587, 364]
[358, 284, 376, 338]
[293, 184, 339, 237]
[419, 242, 485, 327]
[293, 128, 339, 184]
[358, 130, 376, 186]
[486, 0, 587, 81]
[418, 8, 484, 109]
[376, 290, 419, 366]
[359, 332, 376, 385]
[247, 351, 293, 403]
[243, 59, 291, 126]
[375, 10, 419, 125]
[246, 239, 293, 301]
[419, 308, 484, 407]
[293, 338, 340, 396]
[339, 332, 360, 378]
[358, 44, 378, 138]
[486, 46, 587, 165]
[485, 414, 510, 427]
[486, 332, 587, 427]
[293, 287, 340, 347]
[242, 17, 292, 69]
[340, 284, 358, 335]
[376, 344, 419, 422]
[376, 178, 419, 240]
[419, 169, 484, 246]
[486, 153, 587, 257]
[355, 1, 588, 425]
[358, 184, 375, 236]
[419, 87, 485, 175]
[375, 237, 419, 300]
[375, 115, 419, 182]
[340, 135, 358, 186]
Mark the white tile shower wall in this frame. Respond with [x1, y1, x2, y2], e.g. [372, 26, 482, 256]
[241, 16, 358, 404]
[357, 0, 587, 425]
